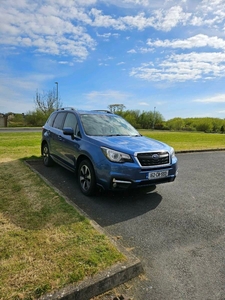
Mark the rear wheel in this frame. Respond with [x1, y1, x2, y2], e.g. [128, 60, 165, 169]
[42, 143, 53, 167]
[78, 159, 96, 196]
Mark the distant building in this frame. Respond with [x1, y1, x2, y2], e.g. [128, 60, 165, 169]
[0, 113, 15, 127]
[0, 114, 5, 127]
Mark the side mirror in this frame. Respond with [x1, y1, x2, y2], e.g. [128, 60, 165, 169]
[63, 127, 74, 137]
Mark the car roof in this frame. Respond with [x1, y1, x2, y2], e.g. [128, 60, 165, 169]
[55, 108, 113, 115]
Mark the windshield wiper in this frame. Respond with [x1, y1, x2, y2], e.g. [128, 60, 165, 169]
[105, 134, 141, 137]
[105, 134, 123, 136]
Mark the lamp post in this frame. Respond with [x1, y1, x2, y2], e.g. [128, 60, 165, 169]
[55, 81, 58, 102]
[153, 106, 156, 129]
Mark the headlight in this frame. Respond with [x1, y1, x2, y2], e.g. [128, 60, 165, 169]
[170, 147, 175, 158]
[101, 147, 133, 163]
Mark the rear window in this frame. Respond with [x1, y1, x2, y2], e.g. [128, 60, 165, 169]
[46, 113, 57, 127]
[53, 112, 66, 130]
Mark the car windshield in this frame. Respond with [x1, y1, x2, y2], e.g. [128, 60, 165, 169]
[80, 114, 140, 136]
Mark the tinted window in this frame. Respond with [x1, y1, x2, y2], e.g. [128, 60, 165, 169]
[63, 113, 78, 133]
[53, 112, 66, 129]
[80, 114, 140, 136]
[47, 113, 57, 127]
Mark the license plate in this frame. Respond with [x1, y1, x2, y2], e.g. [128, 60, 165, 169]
[148, 170, 169, 179]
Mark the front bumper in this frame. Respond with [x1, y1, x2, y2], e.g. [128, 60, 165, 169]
[111, 174, 177, 190]
[97, 160, 178, 191]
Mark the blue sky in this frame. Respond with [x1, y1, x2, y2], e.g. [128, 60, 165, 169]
[1, 0, 225, 120]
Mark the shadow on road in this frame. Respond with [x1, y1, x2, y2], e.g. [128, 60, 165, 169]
[28, 160, 162, 227]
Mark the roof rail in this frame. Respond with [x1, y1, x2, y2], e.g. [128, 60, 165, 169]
[57, 107, 76, 111]
[91, 110, 112, 114]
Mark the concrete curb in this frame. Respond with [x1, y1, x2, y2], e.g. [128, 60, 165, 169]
[176, 148, 225, 153]
[40, 255, 143, 300]
[26, 161, 143, 300]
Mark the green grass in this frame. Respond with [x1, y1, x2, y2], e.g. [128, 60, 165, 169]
[139, 130, 225, 151]
[0, 132, 124, 300]
[0, 129, 224, 299]
[0, 132, 41, 159]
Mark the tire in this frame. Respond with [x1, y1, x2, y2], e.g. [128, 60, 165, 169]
[78, 159, 96, 196]
[42, 143, 53, 167]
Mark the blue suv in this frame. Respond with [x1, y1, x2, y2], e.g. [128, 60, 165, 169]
[41, 108, 178, 196]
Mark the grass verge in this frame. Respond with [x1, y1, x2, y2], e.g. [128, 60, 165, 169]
[0, 132, 124, 300]
[0, 129, 224, 299]
[139, 130, 225, 151]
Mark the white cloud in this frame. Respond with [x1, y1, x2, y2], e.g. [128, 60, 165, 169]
[0, 1, 96, 61]
[0, 66, 57, 113]
[193, 94, 225, 103]
[116, 6, 191, 31]
[147, 34, 225, 50]
[153, 6, 191, 31]
[0, 98, 35, 114]
[131, 33, 225, 83]
[191, 0, 225, 28]
[1, 0, 225, 116]
[139, 47, 154, 53]
[98, 0, 225, 32]
[127, 49, 137, 53]
[1, 0, 225, 63]
[90, 9, 126, 30]
[130, 52, 225, 82]
[138, 102, 149, 106]
[120, 0, 151, 6]
[85, 90, 130, 101]
[96, 32, 112, 38]
[73, 90, 133, 110]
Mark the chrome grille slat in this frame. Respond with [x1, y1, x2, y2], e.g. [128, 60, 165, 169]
[137, 151, 169, 167]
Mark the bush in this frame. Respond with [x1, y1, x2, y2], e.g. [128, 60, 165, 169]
[25, 110, 50, 127]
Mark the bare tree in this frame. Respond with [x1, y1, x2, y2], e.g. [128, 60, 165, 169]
[34, 88, 62, 115]
[108, 104, 126, 113]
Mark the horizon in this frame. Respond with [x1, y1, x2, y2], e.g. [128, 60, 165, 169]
[1, 0, 225, 120]
[1, 110, 225, 123]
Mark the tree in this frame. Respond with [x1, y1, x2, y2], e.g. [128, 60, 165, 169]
[108, 104, 126, 113]
[139, 111, 153, 129]
[25, 110, 49, 126]
[139, 110, 164, 129]
[34, 88, 62, 116]
[122, 110, 141, 128]
[166, 118, 185, 131]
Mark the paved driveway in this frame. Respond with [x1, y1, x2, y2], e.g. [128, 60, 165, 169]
[29, 151, 225, 300]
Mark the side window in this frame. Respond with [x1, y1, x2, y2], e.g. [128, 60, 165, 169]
[53, 112, 66, 130]
[46, 113, 56, 127]
[63, 113, 79, 135]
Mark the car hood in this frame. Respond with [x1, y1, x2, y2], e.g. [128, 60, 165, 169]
[90, 135, 171, 154]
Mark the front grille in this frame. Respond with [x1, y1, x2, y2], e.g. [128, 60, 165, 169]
[137, 151, 169, 167]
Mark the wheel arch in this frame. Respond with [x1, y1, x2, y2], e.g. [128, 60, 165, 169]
[41, 139, 48, 155]
[76, 154, 95, 175]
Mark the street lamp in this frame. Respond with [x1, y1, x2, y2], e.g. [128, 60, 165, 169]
[55, 82, 58, 101]
[153, 106, 156, 129]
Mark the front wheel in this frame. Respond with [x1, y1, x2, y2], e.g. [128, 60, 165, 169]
[78, 160, 96, 196]
[42, 143, 53, 167]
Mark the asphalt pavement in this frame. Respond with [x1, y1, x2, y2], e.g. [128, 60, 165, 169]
[0, 127, 42, 132]
[28, 151, 225, 300]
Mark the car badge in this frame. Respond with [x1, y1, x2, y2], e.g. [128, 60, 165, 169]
[152, 154, 159, 160]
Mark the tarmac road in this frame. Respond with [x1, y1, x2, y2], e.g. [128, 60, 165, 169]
[29, 151, 225, 300]
[0, 127, 41, 132]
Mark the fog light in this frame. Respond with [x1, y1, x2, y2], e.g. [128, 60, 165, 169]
[112, 178, 117, 188]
